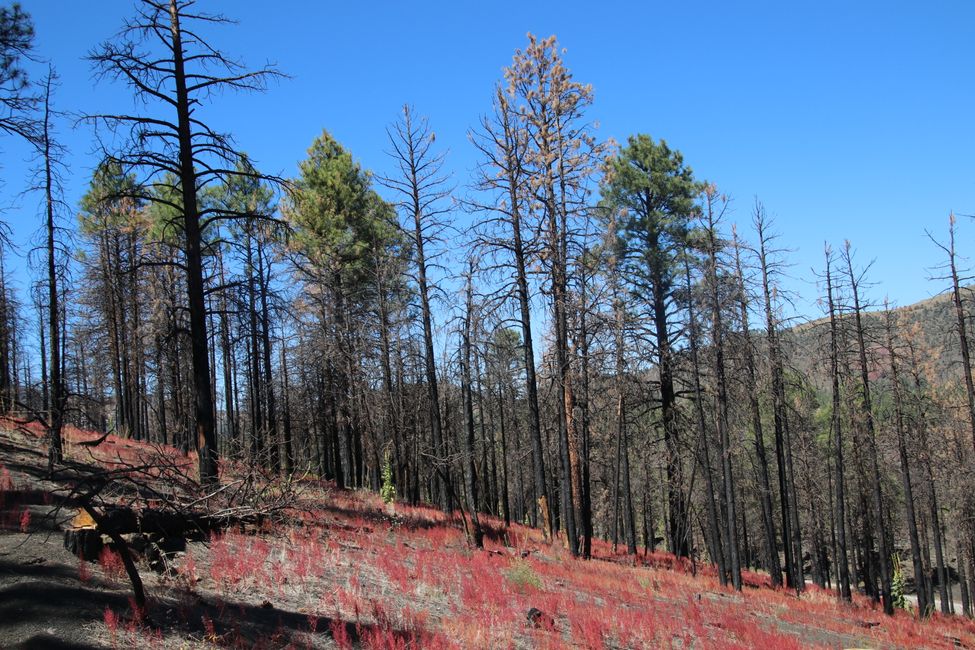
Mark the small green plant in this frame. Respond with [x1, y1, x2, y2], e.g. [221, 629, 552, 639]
[505, 559, 542, 593]
[891, 554, 907, 609]
[380, 450, 396, 505]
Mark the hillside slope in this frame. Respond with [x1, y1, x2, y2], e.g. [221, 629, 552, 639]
[1, 424, 974, 649]
[782, 289, 964, 383]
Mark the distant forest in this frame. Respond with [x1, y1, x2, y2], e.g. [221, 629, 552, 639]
[2, 0, 975, 620]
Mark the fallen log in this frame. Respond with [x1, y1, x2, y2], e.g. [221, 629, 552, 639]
[63, 504, 265, 549]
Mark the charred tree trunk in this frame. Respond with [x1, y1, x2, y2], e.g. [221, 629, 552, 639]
[843, 242, 893, 615]
[279, 328, 294, 475]
[245, 225, 264, 463]
[651, 243, 688, 558]
[944, 216, 975, 454]
[170, 1, 218, 484]
[460, 268, 484, 547]
[757, 214, 802, 591]
[611, 255, 637, 556]
[41, 71, 63, 470]
[732, 233, 780, 585]
[884, 303, 928, 615]
[703, 195, 741, 590]
[575, 259, 594, 559]
[824, 248, 851, 602]
[684, 256, 725, 580]
[257, 237, 279, 474]
[381, 107, 452, 511]
[217, 253, 237, 451]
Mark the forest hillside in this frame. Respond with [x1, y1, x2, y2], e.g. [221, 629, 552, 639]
[1, 2, 975, 645]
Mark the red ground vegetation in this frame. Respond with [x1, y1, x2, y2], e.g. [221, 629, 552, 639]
[3, 422, 975, 648]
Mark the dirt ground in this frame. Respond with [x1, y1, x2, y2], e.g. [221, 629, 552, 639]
[0, 429, 340, 650]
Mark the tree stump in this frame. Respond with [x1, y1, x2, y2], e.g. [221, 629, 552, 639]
[63, 527, 103, 561]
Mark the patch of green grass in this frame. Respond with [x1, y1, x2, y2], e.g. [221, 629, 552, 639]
[505, 560, 542, 593]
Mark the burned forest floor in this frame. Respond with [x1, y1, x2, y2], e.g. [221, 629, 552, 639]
[1, 422, 974, 649]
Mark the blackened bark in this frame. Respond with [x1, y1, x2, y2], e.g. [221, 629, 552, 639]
[495, 91, 551, 540]
[703, 203, 740, 590]
[843, 243, 893, 615]
[732, 236, 780, 585]
[170, 1, 217, 484]
[884, 304, 928, 615]
[461, 269, 484, 547]
[41, 72, 63, 469]
[824, 251, 851, 602]
[651, 241, 688, 558]
[257, 237, 279, 473]
[684, 258, 725, 579]
[945, 217, 975, 453]
[757, 217, 801, 591]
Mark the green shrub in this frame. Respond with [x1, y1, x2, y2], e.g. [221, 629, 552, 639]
[891, 554, 907, 610]
[380, 450, 396, 505]
[506, 560, 542, 592]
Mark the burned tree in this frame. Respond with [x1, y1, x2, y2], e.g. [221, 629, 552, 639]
[87, 0, 283, 484]
[38, 68, 66, 469]
[823, 244, 852, 602]
[380, 106, 453, 512]
[468, 84, 552, 539]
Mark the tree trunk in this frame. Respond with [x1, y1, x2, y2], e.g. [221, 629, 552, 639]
[757, 216, 801, 591]
[651, 244, 688, 558]
[217, 253, 237, 451]
[257, 237, 279, 474]
[245, 226, 264, 463]
[884, 304, 928, 615]
[575, 261, 594, 559]
[945, 216, 975, 454]
[684, 257, 725, 579]
[824, 250, 852, 602]
[611, 263, 637, 556]
[703, 200, 740, 590]
[41, 71, 63, 470]
[492, 92, 552, 540]
[461, 269, 484, 547]
[732, 234, 780, 585]
[843, 242, 893, 615]
[170, 0, 218, 485]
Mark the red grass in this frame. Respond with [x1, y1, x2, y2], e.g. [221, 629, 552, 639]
[179, 550, 198, 587]
[375, 552, 412, 592]
[1, 417, 197, 480]
[208, 531, 270, 586]
[284, 529, 328, 583]
[8, 419, 975, 649]
[98, 547, 126, 583]
[104, 606, 120, 646]
[0, 463, 13, 492]
[78, 555, 91, 583]
[330, 618, 352, 649]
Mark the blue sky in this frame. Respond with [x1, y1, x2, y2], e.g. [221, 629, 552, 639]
[3, 1, 973, 318]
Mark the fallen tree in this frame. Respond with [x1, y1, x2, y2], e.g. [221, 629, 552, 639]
[54, 443, 300, 622]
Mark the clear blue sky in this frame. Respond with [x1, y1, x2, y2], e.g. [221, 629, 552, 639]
[3, 0, 973, 317]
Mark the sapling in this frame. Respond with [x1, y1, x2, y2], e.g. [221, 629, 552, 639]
[892, 554, 908, 610]
[380, 449, 396, 511]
